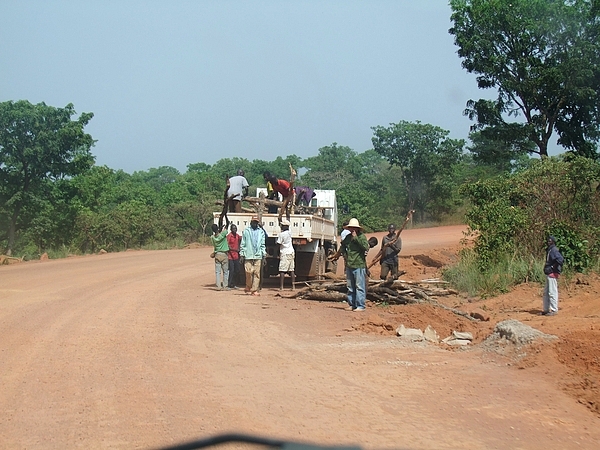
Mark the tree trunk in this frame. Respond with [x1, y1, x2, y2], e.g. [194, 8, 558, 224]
[6, 203, 23, 256]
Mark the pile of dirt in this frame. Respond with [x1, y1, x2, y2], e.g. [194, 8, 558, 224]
[358, 240, 600, 416]
[353, 303, 491, 343]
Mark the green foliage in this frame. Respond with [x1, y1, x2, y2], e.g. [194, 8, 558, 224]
[468, 129, 535, 173]
[131, 166, 180, 193]
[461, 156, 600, 275]
[0, 100, 495, 256]
[0, 100, 95, 254]
[302, 144, 412, 231]
[371, 121, 465, 222]
[450, 0, 600, 158]
[548, 222, 590, 273]
[460, 176, 530, 269]
[302, 143, 357, 189]
[443, 248, 544, 297]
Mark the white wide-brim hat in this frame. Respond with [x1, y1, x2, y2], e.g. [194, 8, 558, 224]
[344, 218, 363, 230]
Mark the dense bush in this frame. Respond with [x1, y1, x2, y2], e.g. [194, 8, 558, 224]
[460, 156, 600, 274]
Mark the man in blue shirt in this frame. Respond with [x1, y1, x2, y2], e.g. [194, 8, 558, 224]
[240, 216, 266, 296]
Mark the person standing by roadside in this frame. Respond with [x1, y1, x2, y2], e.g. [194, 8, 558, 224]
[542, 235, 564, 316]
[380, 223, 402, 281]
[211, 220, 230, 290]
[226, 224, 242, 289]
[240, 216, 266, 296]
[332, 218, 369, 311]
[277, 219, 295, 290]
[227, 169, 249, 213]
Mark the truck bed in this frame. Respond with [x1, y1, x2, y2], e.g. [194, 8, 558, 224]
[218, 213, 337, 243]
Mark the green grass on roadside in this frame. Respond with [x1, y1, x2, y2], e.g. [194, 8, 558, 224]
[442, 249, 546, 298]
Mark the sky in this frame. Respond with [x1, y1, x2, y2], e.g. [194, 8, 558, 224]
[2, 0, 496, 174]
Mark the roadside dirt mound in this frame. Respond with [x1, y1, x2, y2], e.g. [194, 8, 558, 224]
[351, 303, 491, 343]
[360, 233, 600, 417]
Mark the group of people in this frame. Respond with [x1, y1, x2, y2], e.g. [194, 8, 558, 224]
[211, 216, 264, 295]
[212, 168, 299, 294]
[211, 216, 296, 295]
[221, 169, 565, 316]
[225, 168, 302, 220]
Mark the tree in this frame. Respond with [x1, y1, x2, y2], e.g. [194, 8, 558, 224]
[302, 143, 358, 189]
[0, 101, 95, 254]
[449, 0, 600, 158]
[468, 129, 534, 173]
[131, 166, 181, 193]
[371, 121, 465, 222]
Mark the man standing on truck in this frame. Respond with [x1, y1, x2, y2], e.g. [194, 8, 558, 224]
[277, 219, 295, 290]
[227, 169, 249, 213]
[263, 172, 294, 221]
[240, 216, 266, 296]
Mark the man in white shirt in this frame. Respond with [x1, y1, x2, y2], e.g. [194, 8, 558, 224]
[227, 169, 249, 213]
[277, 219, 295, 290]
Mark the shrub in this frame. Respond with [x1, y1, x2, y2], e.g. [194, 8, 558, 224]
[461, 156, 600, 275]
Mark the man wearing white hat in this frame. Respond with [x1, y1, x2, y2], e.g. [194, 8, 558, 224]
[340, 218, 369, 311]
[277, 219, 295, 290]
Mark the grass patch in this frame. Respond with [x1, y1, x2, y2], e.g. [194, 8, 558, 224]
[442, 249, 545, 298]
[46, 245, 81, 259]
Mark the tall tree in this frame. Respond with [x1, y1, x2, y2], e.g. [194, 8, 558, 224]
[449, 0, 600, 158]
[371, 121, 464, 221]
[302, 143, 358, 189]
[468, 128, 534, 173]
[0, 101, 95, 254]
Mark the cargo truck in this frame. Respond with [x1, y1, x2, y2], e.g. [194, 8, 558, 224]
[213, 189, 338, 280]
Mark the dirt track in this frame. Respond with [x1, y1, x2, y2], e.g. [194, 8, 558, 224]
[1, 225, 599, 449]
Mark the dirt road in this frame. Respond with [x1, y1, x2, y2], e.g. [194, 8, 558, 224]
[1, 225, 599, 449]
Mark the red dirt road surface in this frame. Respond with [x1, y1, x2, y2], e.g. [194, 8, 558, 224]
[1, 225, 599, 449]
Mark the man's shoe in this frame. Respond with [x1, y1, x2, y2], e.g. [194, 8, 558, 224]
[546, 311, 557, 316]
[345, 306, 355, 311]
[354, 307, 366, 312]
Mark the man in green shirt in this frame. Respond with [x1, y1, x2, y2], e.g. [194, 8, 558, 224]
[340, 218, 369, 311]
[211, 221, 230, 290]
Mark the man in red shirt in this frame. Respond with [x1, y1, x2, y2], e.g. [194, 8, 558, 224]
[264, 172, 295, 221]
[227, 224, 243, 288]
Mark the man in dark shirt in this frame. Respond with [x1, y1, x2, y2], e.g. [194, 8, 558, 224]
[542, 235, 564, 316]
[380, 223, 402, 281]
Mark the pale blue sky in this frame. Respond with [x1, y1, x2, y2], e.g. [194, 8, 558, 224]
[2, 0, 496, 173]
